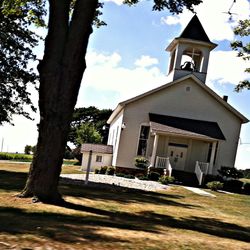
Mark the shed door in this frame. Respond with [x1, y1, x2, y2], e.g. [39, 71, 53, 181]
[167, 144, 188, 170]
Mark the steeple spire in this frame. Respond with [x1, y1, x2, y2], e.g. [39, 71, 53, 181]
[179, 15, 211, 43]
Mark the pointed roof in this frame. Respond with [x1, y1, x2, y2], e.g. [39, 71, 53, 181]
[179, 15, 211, 43]
[166, 15, 217, 52]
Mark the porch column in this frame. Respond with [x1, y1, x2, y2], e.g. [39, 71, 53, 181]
[209, 142, 217, 175]
[150, 133, 159, 167]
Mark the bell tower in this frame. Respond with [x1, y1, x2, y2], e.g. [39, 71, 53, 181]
[166, 15, 217, 83]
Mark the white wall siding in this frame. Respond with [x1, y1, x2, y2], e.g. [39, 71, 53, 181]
[81, 152, 112, 172]
[108, 110, 124, 166]
[114, 78, 244, 171]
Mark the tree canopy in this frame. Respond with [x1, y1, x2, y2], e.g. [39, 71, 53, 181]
[231, 19, 250, 91]
[68, 106, 112, 146]
[1, 0, 204, 203]
[0, 0, 46, 124]
[76, 123, 102, 145]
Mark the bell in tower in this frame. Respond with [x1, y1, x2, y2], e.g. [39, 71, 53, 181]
[166, 15, 217, 84]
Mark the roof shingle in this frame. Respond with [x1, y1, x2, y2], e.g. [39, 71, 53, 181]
[81, 144, 113, 154]
[149, 113, 226, 141]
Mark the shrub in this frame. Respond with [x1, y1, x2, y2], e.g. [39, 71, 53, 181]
[64, 148, 74, 159]
[116, 172, 125, 177]
[204, 174, 223, 185]
[218, 166, 243, 179]
[206, 181, 224, 191]
[99, 166, 108, 174]
[148, 171, 160, 181]
[134, 157, 149, 169]
[243, 182, 250, 195]
[0, 152, 32, 162]
[106, 166, 115, 175]
[223, 179, 243, 193]
[240, 169, 250, 179]
[124, 174, 135, 179]
[158, 176, 175, 185]
[94, 168, 100, 174]
[136, 173, 149, 180]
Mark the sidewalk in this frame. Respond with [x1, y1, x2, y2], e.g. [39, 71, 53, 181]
[182, 186, 216, 197]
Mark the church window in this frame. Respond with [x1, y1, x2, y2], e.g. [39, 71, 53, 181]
[137, 125, 150, 156]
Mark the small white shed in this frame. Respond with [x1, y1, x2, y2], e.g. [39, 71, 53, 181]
[81, 143, 113, 172]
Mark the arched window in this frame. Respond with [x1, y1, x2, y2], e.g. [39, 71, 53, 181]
[180, 48, 203, 72]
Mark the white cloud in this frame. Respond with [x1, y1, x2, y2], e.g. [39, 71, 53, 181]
[103, 0, 124, 5]
[161, 0, 250, 41]
[134, 55, 159, 68]
[235, 145, 250, 170]
[0, 115, 39, 153]
[77, 51, 166, 108]
[161, 16, 180, 25]
[207, 50, 249, 86]
[86, 51, 121, 68]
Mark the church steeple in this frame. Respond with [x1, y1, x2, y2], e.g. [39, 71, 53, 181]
[166, 15, 217, 83]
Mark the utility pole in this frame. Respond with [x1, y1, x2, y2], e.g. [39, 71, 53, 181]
[1, 138, 4, 152]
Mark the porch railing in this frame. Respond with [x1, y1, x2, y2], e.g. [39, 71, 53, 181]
[195, 161, 209, 185]
[155, 156, 172, 177]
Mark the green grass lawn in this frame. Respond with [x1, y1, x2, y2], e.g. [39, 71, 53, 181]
[0, 162, 249, 250]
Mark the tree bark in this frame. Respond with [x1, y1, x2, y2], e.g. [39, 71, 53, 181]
[20, 0, 98, 204]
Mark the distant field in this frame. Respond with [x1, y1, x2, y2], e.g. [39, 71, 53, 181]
[241, 178, 250, 183]
[0, 152, 78, 165]
[0, 162, 83, 174]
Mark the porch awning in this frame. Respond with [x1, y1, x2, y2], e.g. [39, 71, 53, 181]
[149, 113, 225, 141]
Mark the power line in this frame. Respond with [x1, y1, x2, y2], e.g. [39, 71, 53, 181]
[223, 0, 238, 20]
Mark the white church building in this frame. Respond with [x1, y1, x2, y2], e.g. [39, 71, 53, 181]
[105, 15, 248, 183]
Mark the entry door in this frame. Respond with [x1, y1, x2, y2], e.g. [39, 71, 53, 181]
[167, 145, 187, 170]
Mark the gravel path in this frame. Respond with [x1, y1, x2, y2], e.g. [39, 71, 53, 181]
[60, 174, 168, 192]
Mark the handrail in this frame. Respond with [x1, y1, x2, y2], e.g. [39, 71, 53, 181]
[195, 161, 203, 186]
[199, 162, 209, 175]
[195, 161, 209, 185]
[155, 156, 172, 177]
[168, 159, 172, 177]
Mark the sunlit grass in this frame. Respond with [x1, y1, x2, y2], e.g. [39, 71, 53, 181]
[0, 162, 83, 174]
[0, 162, 249, 250]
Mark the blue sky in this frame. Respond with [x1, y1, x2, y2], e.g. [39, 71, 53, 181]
[0, 0, 250, 169]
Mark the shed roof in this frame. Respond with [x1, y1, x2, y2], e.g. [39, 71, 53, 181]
[81, 144, 113, 154]
[149, 113, 226, 141]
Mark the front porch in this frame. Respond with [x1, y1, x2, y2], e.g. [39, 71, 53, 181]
[151, 155, 209, 186]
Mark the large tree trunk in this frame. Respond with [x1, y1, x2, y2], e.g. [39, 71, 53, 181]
[20, 0, 98, 204]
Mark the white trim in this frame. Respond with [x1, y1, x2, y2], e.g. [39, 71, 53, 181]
[209, 142, 217, 174]
[151, 134, 159, 166]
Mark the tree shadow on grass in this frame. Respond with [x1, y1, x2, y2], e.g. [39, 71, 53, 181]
[59, 178, 198, 208]
[0, 206, 133, 244]
[0, 170, 27, 192]
[0, 170, 197, 208]
[0, 202, 249, 245]
[1, 170, 249, 244]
